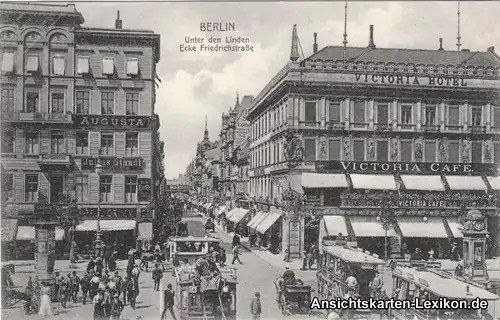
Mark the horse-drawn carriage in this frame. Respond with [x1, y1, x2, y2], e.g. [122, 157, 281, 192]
[276, 283, 312, 316]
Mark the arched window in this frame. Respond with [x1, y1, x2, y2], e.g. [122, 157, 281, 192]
[407, 64, 415, 73]
[367, 62, 374, 72]
[386, 63, 395, 72]
[397, 63, 405, 73]
[446, 65, 455, 75]
[416, 64, 425, 74]
[437, 65, 445, 74]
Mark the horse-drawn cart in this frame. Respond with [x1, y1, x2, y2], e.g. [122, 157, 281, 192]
[277, 284, 312, 316]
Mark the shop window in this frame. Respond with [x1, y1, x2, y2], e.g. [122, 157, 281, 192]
[99, 175, 113, 202]
[75, 174, 89, 203]
[76, 91, 90, 114]
[125, 176, 137, 203]
[25, 174, 39, 202]
[76, 131, 89, 155]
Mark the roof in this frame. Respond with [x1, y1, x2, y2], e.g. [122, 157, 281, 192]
[394, 267, 499, 300]
[170, 236, 220, 242]
[323, 245, 385, 265]
[0, 2, 84, 24]
[305, 46, 500, 67]
[236, 95, 253, 121]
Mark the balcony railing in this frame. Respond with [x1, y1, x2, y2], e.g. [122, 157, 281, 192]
[327, 121, 345, 130]
[1, 112, 73, 123]
[423, 124, 440, 132]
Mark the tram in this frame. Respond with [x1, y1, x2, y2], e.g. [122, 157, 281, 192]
[389, 267, 499, 319]
[174, 265, 238, 320]
[169, 236, 221, 264]
[316, 242, 385, 319]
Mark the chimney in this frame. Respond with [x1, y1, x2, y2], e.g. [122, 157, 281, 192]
[115, 11, 122, 29]
[313, 32, 318, 54]
[487, 46, 495, 53]
[368, 25, 376, 49]
[438, 38, 443, 50]
[290, 24, 300, 62]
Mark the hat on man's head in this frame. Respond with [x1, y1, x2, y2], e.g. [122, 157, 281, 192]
[285, 264, 290, 270]
[167, 283, 173, 289]
[255, 292, 260, 297]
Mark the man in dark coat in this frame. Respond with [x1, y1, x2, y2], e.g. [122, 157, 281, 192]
[250, 292, 262, 320]
[232, 234, 240, 248]
[109, 294, 124, 320]
[127, 275, 139, 309]
[87, 258, 96, 274]
[95, 257, 104, 277]
[80, 272, 91, 305]
[71, 271, 80, 303]
[121, 276, 129, 305]
[161, 283, 177, 320]
[152, 263, 163, 291]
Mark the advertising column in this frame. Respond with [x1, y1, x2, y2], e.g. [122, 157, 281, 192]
[33, 220, 58, 296]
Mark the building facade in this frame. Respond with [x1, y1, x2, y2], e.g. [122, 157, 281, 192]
[0, 3, 162, 257]
[247, 25, 500, 259]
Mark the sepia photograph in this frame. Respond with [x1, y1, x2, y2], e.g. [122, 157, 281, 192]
[0, 0, 500, 319]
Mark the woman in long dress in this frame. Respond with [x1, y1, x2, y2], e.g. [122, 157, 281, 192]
[38, 282, 53, 316]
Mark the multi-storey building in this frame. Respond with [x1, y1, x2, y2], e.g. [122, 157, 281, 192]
[0, 3, 162, 257]
[188, 120, 217, 195]
[247, 24, 500, 260]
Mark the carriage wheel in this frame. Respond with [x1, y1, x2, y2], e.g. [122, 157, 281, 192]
[280, 295, 287, 316]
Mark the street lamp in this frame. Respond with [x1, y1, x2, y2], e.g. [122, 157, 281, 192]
[94, 163, 103, 258]
[377, 193, 394, 262]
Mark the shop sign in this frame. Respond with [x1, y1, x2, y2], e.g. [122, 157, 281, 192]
[137, 179, 151, 202]
[289, 220, 301, 254]
[305, 218, 320, 228]
[79, 207, 137, 219]
[81, 157, 144, 171]
[140, 208, 153, 218]
[398, 200, 447, 208]
[316, 161, 497, 175]
[73, 115, 151, 129]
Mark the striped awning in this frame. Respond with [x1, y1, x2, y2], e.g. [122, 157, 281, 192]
[445, 176, 487, 191]
[256, 210, 283, 234]
[247, 211, 267, 229]
[228, 209, 250, 224]
[225, 208, 240, 220]
[16, 226, 64, 241]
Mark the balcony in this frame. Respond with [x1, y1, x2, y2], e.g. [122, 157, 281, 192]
[0, 112, 73, 124]
[375, 124, 392, 132]
[423, 124, 440, 132]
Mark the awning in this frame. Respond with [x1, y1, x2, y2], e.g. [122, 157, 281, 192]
[301, 173, 348, 188]
[16, 226, 64, 241]
[397, 217, 447, 238]
[247, 211, 266, 229]
[487, 176, 500, 190]
[215, 206, 227, 217]
[225, 208, 240, 220]
[2, 219, 17, 241]
[349, 216, 397, 237]
[228, 209, 250, 224]
[401, 175, 445, 191]
[322, 215, 348, 236]
[75, 220, 136, 232]
[446, 217, 463, 238]
[349, 174, 397, 190]
[256, 210, 283, 234]
[445, 175, 487, 191]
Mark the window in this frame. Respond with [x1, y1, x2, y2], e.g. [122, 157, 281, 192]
[51, 130, 65, 154]
[126, 132, 138, 156]
[448, 141, 460, 163]
[353, 101, 365, 123]
[2, 173, 13, 203]
[329, 140, 340, 160]
[425, 140, 436, 162]
[125, 176, 137, 203]
[304, 139, 316, 161]
[76, 91, 90, 114]
[353, 140, 365, 161]
[2, 128, 14, 153]
[425, 105, 436, 125]
[447, 65, 454, 75]
[1, 52, 15, 73]
[416, 65, 424, 73]
[52, 55, 65, 75]
[77, 56, 90, 74]
[448, 105, 460, 125]
[126, 58, 139, 75]
[25, 91, 39, 112]
[305, 101, 316, 122]
[495, 143, 500, 163]
[25, 132, 39, 154]
[99, 175, 113, 202]
[50, 92, 64, 113]
[76, 131, 89, 155]
[401, 141, 412, 162]
[126, 92, 139, 115]
[102, 57, 114, 75]
[377, 140, 389, 162]
[101, 92, 114, 115]
[75, 174, 89, 203]
[437, 65, 445, 74]
[471, 141, 482, 164]
[100, 132, 113, 156]
[495, 106, 500, 128]
[26, 55, 39, 72]
[471, 106, 482, 126]
[328, 102, 341, 122]
[377, 103, 389, 124]
[1, 88, 14, 112]
[401, 104, 412, 124]
[25, 174, 38, 202]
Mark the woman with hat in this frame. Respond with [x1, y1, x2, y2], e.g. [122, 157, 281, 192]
[93, 290, 108, 320]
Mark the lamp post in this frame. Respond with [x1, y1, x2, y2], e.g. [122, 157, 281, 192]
[94, 163, 103, 258]
[377, 193, 394, 262]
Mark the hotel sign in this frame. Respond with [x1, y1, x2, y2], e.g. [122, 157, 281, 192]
[74, 115, 151, 129]
[354, 74, 468, 87]
[316, 161, 497, 175]
[81, 157, 144, 171]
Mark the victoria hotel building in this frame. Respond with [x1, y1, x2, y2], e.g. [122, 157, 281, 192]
[0, 3, 162, 258]
[247, 25, 500, 259]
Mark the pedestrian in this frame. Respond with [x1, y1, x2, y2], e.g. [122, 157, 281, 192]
[38, 282, 53, 317]
[90, 273, 100, 299]
[95, 257, 104, 277]
[80, 272, 91, 305]
[152, 263, 163, 291]
[87, 258, 96, 274]
[93, 290, 108, 320]
[132, 264, 141, 281]
[232, 245, 242, 264]
[24, 277, 34, 315]
[54, 272, 61, 302]
[109, 293, 124, 320]
[59, 276, 69, 308]
[71, 271, 80, 303]
[121, 276, 129, 306]
[161, 283, 177, 320]
[250, 292, 262, 320]
[127, 275, 139, 309]
[108, 253, 117, 272]
[301, 250, 309, 270]
[139, 253, 149, 272]
[113, 271, 123, 297]
[232, 233, 240, 248]
[163, 239, 171, 262]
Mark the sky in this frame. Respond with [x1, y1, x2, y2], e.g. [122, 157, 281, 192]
[69, 1, 500, 179]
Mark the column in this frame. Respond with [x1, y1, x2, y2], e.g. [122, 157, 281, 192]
[33, 221, 57, 297]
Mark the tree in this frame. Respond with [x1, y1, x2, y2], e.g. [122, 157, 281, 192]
[55, 192, 79, 261]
